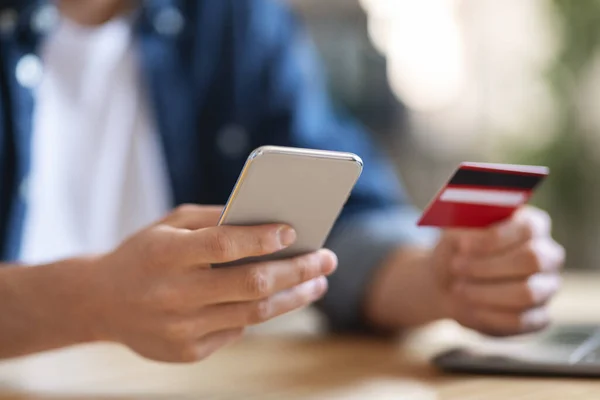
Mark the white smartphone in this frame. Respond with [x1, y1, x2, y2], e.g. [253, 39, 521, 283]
[215, 145, 363, 267]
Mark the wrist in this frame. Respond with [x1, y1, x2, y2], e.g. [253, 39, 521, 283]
[363, 246, 449, 330]
[36, 257, 105, 345]
[62, 255, 115, 343]
[0, 257, 106, 358]
[417, 250, 453, 321]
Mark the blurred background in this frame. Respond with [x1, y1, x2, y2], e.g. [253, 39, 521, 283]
[287, 0, 600, 271]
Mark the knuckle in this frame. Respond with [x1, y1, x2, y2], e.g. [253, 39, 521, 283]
[142, 229, 178, 267]
[483, 229, 501, 251]
[163, 321, 195, 344]
[140, 234, 163, 263]
[521, 282, 539, 307]
[253, 231, 273, 254]
[174, 204, 198, 217]
[152, 285, 184, 313]
[245, 269, 271, 298]
[521, 222, 536, 242]
[208, 231, 235, 259]
[295, 254, 317, 282]
[522, 241, 542, 272]
[249, 300, 273, 324]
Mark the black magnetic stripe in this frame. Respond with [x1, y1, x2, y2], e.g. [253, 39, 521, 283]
[449, 169, 544, 190]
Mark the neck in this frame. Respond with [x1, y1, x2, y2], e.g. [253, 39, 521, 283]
[58, 0, 135, 26]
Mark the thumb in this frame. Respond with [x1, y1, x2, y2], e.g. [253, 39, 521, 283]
[439, 229, 469, 254]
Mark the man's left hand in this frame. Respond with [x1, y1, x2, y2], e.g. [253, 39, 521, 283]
[434, 206, 565, 336]
[364, 206, 565, 336]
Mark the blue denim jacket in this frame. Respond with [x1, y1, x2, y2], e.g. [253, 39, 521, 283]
[0, 0, 433, 331]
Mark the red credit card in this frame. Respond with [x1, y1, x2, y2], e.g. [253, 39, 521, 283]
[417, 162, 549, 228]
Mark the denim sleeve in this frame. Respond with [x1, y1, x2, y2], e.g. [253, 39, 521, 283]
[319, 208, 439, 333]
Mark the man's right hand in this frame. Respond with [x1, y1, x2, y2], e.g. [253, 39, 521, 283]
[86, 205, 337, 363]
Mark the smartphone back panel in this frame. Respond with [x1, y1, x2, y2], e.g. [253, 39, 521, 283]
[217, 146, 363, 266]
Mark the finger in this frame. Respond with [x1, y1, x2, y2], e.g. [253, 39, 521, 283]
[455, 306, 551, 337]
[187, 328, 244, 362]
[177, 224, 297, 266]
[458, 207, 551, 256]
[452, 273, 561, 311]
[453, 238, 565, 280]
[192, 249, 337, 304]
[161, 204, 224, 230]
[196, 276, 328, 333]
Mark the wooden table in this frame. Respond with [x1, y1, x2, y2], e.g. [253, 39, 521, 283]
[1, 274, 600, 399]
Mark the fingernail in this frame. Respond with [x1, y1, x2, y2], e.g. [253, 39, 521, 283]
[319, 250, 338, 275]
[521, 308, 550, 331]
[527, 274, 561, 302]
[277, 226, 297, 247]
[311, 276, 328, 298]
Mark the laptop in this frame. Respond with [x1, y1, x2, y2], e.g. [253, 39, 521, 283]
[433, 324, 600, 377]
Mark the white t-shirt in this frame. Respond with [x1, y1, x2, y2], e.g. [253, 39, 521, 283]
[19, 16, 171, 264]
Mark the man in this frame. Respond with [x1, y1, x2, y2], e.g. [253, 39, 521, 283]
[0, 0, 564, 362]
